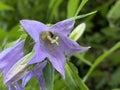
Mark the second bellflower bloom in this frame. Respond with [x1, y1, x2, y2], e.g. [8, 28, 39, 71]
[0, 40, 24, 75]
[0, 40, 24, 90]
[0, 40, 46, 90]
[22, 61, 47, 90]
[20, 19, 90, 76]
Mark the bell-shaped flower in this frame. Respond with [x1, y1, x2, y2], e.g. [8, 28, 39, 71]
[0, 40, 24, 90]
[0, 40, 24, 75]
[20, 19, 90, 77]
[0, 39, 47, 90]
[22, 61, 47, 90]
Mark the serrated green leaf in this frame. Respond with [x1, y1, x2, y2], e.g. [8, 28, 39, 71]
[65, 61, 89, 90]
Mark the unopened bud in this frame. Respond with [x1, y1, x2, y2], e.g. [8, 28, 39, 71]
[69, 23, 86, 41]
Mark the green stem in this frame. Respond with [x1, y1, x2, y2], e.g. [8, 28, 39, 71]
[83, 42, 120, 82]
[75, 0, 88, 16]
[70, 11, 97, 20]
[75, 54, 92, 66]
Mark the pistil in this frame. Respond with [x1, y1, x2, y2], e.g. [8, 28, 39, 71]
[47, 35, 59, 45]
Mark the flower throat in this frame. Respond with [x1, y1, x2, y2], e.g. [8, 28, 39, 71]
[40, 31, 59, 45]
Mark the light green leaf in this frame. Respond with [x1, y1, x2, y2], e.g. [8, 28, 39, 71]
[65, 61, 89, 90]
[8, 25, 22, 40]
[0, 2, 14, 11]
[67, 0, 79, 18]
[49, 0, 56, 9]
[0, 29, 7, 40]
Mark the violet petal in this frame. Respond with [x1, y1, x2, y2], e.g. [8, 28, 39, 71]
[0, 48, 11, 71]
[34, 61, 47, 90]
[22, 71, 35, 87]
[38, 73, 46, 90]
[47, 47, 66, 77]
[50, 19, 75, 36]
[0, 40, 24, 75]
[28, 43, 46, 64]
[20, 20, 48, 42]
[16, 82, 24, 90]
[22, 61, 47, 88]
[59, 34, 90, 55]
[8, 85, 16, 90]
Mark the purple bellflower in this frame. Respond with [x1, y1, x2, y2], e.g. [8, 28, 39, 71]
[6, 58, 47, 90]
[20, 19, 90, 77]
[0, 40, 24, 75]
[0, 40, 47, 90]
[22, 61, 47, 90]
[0, 40, 25, 90]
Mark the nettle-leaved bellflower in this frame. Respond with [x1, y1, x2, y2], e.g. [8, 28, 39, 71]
[0, 40, 47, 90]
[0, 40, 24, 90]
[20, 19, 90, 77]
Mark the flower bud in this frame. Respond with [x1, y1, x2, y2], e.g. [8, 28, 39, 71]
[69, 23, 86, 41]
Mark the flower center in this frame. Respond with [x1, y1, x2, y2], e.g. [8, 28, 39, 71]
[40, 31, 59, 46]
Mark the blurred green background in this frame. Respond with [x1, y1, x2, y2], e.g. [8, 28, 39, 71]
[0, 0, 120, 90]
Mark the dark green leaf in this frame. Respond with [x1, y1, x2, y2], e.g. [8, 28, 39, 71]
[24, 35, 35, 55]
[65, 61, 89, 90]
[43, 61, 54, 90]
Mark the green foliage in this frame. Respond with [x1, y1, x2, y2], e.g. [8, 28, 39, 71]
[48, 0, 63, 22]
[74, 0, 88, 16]
[67, 0, 79, 18]
[65, 61, 89, 90]
[107, 0, 120, 27]
[43, 61, 54, 90]
[0, 2, 13, 11]
[83, 42, 120, 82]
[0, 0, 120, 90]
[24, 35, 34, 55]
